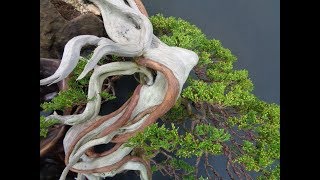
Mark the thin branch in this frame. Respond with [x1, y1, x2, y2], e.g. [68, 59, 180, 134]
[194, 156, 202, 179]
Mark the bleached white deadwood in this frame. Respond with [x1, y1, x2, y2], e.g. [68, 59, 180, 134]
[40, 0, 199, 180]
[47, 62, 153, 125]
[62, 0, 101, 15]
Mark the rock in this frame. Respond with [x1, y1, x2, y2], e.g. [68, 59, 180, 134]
[50, 0, 81, 20]
[54, 14, 107, 59]
[40, 0, 67, 59]
[62, 0, 101, 15]
[40, 0, 107, 59]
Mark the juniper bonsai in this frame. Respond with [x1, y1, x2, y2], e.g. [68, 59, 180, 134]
[40, 0, 279, 179]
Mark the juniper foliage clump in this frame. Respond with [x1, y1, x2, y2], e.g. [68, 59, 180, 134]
[40, 116, 60, 138]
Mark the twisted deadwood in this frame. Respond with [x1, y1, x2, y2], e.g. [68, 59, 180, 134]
[40, 0, 198, 179]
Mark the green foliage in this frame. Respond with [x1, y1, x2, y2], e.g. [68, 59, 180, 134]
[127, 123, 230, 158]
[40, 88, 87, 111]
[258, 165, 280, 180]
[126, 123, 179, 158]
[229, 101, 280, 172]
[183, 64, 255, 108]
[40, 57, 91, 112]
[41, 55, 117, 112]
[68, 56, 92, 88]
[162, 98, 188, 122]
[169, 158, 195, 174]
[111, 55, 120, 61]
[150, 14, 237, 65]
[150, 13, 256, 110]
[182, 80, 226, 104]
[40, 55, 116, 138]
[99, 91, 116, 101]
[40, 116, 60, 138]
[195, 124, 231, 142]
[151, 165, 157, 173]
[127, 14, 279, 179]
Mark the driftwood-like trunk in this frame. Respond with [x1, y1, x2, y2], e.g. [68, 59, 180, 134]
[40, 0, 198, 179]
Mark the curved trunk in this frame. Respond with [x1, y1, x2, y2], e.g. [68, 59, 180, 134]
[40, 0, 198, 179]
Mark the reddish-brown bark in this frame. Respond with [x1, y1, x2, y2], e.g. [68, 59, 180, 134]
[111, 58, 180, 143]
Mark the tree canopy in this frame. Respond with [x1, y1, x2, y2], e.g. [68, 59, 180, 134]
[40, 14, 279, 179]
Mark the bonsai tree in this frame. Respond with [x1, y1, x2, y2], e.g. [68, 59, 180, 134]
[40, 0, 279, 179]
